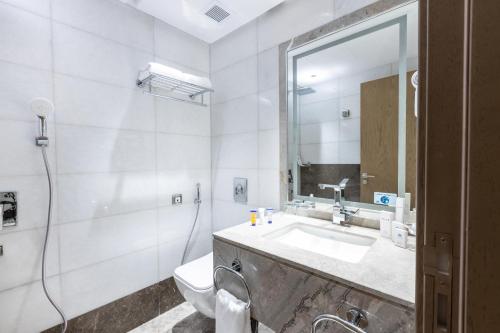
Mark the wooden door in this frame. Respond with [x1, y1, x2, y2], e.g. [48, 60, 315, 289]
[360, 75, 399, 204]
[360, 72, 416, 205]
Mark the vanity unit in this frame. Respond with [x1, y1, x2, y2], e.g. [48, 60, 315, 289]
[213, 213, 415, 333]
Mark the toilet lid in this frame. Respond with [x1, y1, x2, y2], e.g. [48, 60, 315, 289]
[174, 253, 213, 291]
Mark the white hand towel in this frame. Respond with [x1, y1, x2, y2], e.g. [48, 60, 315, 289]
[216, 289, 251, 333]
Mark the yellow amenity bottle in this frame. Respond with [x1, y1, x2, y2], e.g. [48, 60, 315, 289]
[250, 210, 257, 226]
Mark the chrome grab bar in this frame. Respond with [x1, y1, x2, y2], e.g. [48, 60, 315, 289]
[213, 265, 252, 310]
[312, 309, 367, 333]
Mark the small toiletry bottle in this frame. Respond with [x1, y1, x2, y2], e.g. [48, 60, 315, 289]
[266, 208, 274, 224]
[392, 223, 408, 249]
[258, 208, 265, 225]
[379, 211, 394, 238]
[250, 210, 257, 226]
[395, 197, 405, 222]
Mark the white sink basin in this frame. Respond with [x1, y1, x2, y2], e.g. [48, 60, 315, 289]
[264, 223, 376, 263]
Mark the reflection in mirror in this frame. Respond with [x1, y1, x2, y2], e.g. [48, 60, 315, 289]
[288, 4, 418, 210]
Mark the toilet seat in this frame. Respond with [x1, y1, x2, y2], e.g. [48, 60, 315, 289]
[173, 252, 216, 318]
[174, 253, 213, 291]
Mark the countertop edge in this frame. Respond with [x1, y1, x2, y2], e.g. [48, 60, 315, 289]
[213, 233, 415, 309]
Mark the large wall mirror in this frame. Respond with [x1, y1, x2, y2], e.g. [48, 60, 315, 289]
[287, 2, 418, 210]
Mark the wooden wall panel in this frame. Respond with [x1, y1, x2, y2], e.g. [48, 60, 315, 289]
[465, 0, 500, 331]
[417, 0, 466, 332]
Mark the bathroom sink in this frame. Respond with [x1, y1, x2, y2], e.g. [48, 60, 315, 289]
[264, 223, 376, 263]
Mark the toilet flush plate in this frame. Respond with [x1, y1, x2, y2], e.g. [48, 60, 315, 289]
[233, 178, 248, 204]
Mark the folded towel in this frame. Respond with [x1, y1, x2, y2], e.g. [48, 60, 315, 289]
[216, 289, 251, 333]
[147, 62, 212, 89]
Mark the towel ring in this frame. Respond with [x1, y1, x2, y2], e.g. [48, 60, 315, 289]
[213, 265, 252, 309]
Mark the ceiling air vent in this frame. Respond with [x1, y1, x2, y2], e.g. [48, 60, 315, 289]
[205, 5, 230, 23]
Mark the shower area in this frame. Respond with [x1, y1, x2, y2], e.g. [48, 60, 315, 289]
[0, 1, 213, 332]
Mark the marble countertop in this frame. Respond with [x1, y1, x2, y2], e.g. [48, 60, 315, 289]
[213, 213, 416, 308]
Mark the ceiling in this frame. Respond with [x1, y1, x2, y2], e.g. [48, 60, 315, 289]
[120, 0, 286, 43]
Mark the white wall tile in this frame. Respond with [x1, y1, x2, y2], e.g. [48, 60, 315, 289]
[212, 200, 252, 232]
[54, 74, 155, 131]
[258, 169, 280, 209]
[0, 61, 53, 122]
[212, 133, 259, 169]
[212, 168, 259, 205]
[338, 141, 360, 164]
[156, 98, 210, 136]
[300, 121, 339, 144]
[257, 0, 334, 52]
[158, 231, 212, 280]
[183, 232, 212, 263]
[212, 94, 258, 136]
[56, 125, 156, 174]
[158, 203, 211, 245]
[258, 46, 279, 91]
[0, 175, 58, 231]
[157, 134, 211, 170]
[1, 0, 50, 16]
[258, 88, 279, 130]
[58, 247, 158, 319]
[299, 98, 339, 124]
[0, 120, 56, 176]
[57, 172, 157, 223]
[0, 278, 63, 333]
[300, 142, 339, 164]
[258, 129, 279, 169]
[212, 56, 258, 104]
[59, 210, 158, 273]
[0, 227, 59, 291]
[158, 237, 185, 280]
[0, 3, 52, 69]
[154, 20, 209, 74]
[53, 23, 153, 88]
[210, 21, 257, 72]
[158, 169, 211, 207]
[339, 118, 360, 141]
[52, 0, 154, 52]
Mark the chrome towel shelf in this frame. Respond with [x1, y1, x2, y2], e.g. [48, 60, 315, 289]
[213, 264, 252, 309]
[136, 63, 213, 107]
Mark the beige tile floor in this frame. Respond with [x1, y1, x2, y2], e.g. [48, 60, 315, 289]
[128, 302, 274, 333]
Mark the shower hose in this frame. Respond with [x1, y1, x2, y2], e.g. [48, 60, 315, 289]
[41, 147, 68, 333]
[181, 199, 201, 265]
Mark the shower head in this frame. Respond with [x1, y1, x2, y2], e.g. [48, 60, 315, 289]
[195, 183, 201, 204]
[31, 98, 53, 147]
[297, 86, 316, 95]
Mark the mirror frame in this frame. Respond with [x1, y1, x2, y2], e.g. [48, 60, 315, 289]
[281, 1, 417, 211]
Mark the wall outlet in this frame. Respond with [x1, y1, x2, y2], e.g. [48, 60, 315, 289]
[172, 194, 182, 205]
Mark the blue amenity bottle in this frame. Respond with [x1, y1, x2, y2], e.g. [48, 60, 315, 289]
[266, 208, 273, 224]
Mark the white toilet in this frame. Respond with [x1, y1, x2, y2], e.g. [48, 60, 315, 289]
[174, 252, 216, 318]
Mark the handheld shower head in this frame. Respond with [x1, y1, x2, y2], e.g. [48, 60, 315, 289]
[31, 98, 54, 147]
[195, 183, 201, 204]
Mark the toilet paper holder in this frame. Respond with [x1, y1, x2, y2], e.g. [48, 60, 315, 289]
[213, 261, 251, 309]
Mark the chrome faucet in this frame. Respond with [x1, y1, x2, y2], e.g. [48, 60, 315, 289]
[318, 178, 358, 226]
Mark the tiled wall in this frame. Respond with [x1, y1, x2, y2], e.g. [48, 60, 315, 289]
[298, 60, 418, 165]
[210, 0, 379, 231]
[0, 0, 211, 332]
